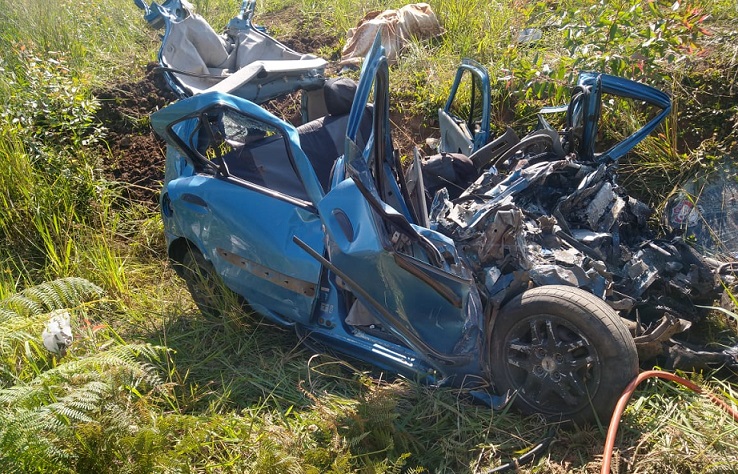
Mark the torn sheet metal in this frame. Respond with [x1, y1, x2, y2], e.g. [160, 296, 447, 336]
[425, 71, 731, 370]
[135, 0, 326, 100]
[667, 341, 738, 371]
[431, 155, 721, 328]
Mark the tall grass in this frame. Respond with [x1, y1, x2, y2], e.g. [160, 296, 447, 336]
[0, 119, 96, 280]
[0, 127, 35, 245]
[0, 0, 154, 83]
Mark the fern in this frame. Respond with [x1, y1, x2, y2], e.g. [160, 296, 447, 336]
[0, 307, 18, 322]
[0, 409, 64, 472]
[0, 343, 165, 404]
[0, 277, 167, 473]
[377, 452, 412, 474]
[0, 277, 105, 387]
[0, 314, 54, 387]
[0, 343, 167, 472]
[0, 277, 103, 318]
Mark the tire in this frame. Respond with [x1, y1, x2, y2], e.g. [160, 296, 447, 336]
[180, 247, 240, 319]
[489, 285, 638, 425]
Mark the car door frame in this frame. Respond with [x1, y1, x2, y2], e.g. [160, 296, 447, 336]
[310, 37, 485, 373]
[438, 59, 491, 156]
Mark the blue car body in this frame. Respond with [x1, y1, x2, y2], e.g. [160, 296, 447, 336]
[439, 60, 670, 163]
[153, 38, 486, 384]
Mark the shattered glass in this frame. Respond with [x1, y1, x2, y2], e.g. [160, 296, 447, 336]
[666, 159, 738, 260]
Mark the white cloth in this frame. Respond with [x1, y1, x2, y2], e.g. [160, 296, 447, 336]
[340, 3, 443, 66]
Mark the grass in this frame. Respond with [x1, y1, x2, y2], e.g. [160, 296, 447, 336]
[1, 0, 738, 471]
[0, 0, 154, 83]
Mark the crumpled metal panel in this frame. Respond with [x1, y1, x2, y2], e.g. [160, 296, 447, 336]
[426, 71, 732, 370]
[134, 0, 326, 101]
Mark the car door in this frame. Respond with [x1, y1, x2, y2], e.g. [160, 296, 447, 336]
[152, 92, 326, 324]
[570, 72, 671, 162]
[313, 38, 483, 362]
[438, 59, 491, 156]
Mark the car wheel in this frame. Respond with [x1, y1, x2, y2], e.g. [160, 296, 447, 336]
[180, 247, 237, 319]
[489, 285, 638, 424]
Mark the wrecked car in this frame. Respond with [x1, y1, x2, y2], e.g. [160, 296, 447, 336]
[151, 32, 645, 424]
[146, 1, 735, 424]
[135, 0, 326, 102]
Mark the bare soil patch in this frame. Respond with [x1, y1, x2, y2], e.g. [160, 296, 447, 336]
[256, 4, 342, 62]
[94, 64, 177, 205]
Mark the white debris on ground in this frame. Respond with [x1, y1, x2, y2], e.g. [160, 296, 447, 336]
[42, 309, 73, 356]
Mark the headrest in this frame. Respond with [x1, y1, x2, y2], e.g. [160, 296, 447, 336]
[324, 77, 357, 116]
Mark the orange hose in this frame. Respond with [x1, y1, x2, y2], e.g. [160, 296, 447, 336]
[601, 370, 738, 474]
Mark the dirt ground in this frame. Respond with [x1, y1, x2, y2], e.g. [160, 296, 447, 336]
[93, 7, 433, 207]
[94, 63, 178, 205]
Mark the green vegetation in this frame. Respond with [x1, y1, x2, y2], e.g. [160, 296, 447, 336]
[1, 0, 737, 471]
